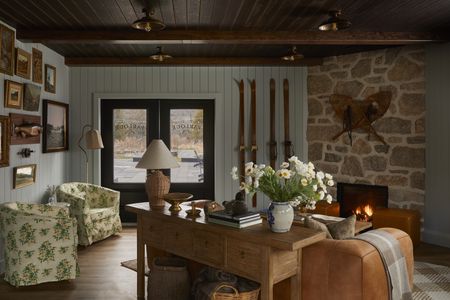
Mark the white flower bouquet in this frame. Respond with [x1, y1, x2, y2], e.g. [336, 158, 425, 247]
[231, 156, 335, 210]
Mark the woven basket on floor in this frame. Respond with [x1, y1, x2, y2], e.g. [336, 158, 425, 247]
[211, 284, 260, 300]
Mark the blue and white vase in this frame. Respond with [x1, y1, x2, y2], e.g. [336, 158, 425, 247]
[267, 201, 294, 233]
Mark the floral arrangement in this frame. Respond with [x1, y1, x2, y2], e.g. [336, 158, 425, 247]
[231, 156, 335, 210]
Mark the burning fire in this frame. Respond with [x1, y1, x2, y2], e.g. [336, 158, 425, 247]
[354, 205, 374, 221]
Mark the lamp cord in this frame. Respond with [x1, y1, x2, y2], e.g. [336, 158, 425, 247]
[78, 124, 93, 182]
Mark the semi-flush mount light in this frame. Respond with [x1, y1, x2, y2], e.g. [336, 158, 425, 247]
[281, 46, 304, 61]
[318, 10, 351, 31]
[132, 8, 166, 32]
[150, 46, 172, 61]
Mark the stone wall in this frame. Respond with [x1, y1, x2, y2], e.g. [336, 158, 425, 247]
[307, 46, 425, 214]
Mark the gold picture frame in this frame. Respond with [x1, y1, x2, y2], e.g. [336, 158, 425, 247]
[32, 48, 43, 84]
[15, 48, 31, 79]
[0, 115, 10, 168]
[45, 64, 56, 94]
[4, 80, 23, 109]
[13, 164, 37, 189]
[0, 24, 15, 75]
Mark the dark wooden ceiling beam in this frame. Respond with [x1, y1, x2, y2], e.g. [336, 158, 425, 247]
[64, 56, 323, 66]
[18, 30, 447, 45]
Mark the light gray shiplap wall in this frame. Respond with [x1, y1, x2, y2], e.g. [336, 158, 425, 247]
[0, 22, 69, 271]
[424, 43, 450, 248]
[69, 66, 307, 210]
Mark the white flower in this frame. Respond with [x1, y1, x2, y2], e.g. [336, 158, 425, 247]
[276, 169, 291, 179]
[313, 184, 318, 192]
[316, 171, 325, 180]
[230, 166, 239, 180]
[326, 194, 332, 203]
[301, 178, 308, 186]
[258, 164, 266, 170]
[319, 190, 325, 200]
[245, 175, 253, 185]
[327, 179, 335, 187]
[288, 156, 300, 165]
[295, 163, 309, 176]
[245, 162, 254, 176]
[280, 162, 289, 169]
[240, 182, 250, 194]
[325, 173, 332, 180]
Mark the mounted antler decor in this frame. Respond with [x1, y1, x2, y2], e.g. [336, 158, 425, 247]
[330, 91, 392, 145]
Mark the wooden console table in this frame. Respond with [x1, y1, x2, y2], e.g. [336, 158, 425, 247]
[126, 202, 326, 300]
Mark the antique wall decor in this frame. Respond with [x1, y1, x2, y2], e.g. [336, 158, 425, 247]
[13, 164, 37, 189]
[0, 115, 10, 167]
[23, 83, 41, 111]
[17, 148, 35, 158]
[330, 91, 392, 145]
[44, 64, 56, 93]
[10, 113, 41, 145]
[43, 100, 69, 152]
[0, 24, 15, 75]
[4, 80, 23, 109]
[15, 48, 31, 79]
[32, 48, 43, 84]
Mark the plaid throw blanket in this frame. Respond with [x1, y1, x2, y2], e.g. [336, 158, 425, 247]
[354, 229, 412, 300]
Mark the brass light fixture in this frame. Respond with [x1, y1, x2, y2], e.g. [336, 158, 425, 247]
[150, 46, 172, 62]
[132, 8, 166, 32]
[281, 46, 304, 61]
[318, 10, 351, 31]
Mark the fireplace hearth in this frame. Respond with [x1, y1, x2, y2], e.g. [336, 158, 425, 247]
[337, 183, 388, 221]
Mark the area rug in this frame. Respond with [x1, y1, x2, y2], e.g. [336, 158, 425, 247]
[120, 258, 150, 276]
[413, 261, 450, 300]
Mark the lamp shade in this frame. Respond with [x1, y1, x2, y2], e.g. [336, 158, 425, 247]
[85, 129, 104, 149]
[136, 139, 179, 170]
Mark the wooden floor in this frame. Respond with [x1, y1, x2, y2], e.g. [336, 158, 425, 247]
[1, 227, 450, 300]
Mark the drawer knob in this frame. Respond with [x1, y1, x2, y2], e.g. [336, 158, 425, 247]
[240, 251, 245, 258]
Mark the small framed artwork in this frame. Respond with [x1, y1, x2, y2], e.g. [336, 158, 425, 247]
[0, 115, 10, 168]
[43, 100, 69, 152]
[23, 83, 41, 111]
[45, 64, 56, 94]
[13, 164, 37, 189]
[0, 24, 15, 75]
[32, 48, 43, 84]
[15, 48, 31, 79]
[4, 80, 23, 109]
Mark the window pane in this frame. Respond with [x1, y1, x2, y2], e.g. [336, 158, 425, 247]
[113, 109, 147, 183]
[170, 109, 204, 183]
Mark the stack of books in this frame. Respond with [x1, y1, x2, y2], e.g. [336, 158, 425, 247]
[208, 210, 262, 228]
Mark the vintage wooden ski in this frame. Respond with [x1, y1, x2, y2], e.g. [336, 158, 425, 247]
[238, 80, 246, 178]
[283, 79, 293, 161]
[250, 79, 257, 207]
[269, 78, 277, 169]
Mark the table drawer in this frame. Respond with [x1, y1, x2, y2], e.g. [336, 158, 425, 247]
[165, 224, 193, 257]
[193, 230, 224, 266]
[226, 239, 261, 280]
[141, 217, 165, 246]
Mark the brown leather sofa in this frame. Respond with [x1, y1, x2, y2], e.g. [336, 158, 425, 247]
[300, 227, 414, 300]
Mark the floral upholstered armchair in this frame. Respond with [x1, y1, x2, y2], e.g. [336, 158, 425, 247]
[0, 202, 79, 286]
[56, 182, 122, 246]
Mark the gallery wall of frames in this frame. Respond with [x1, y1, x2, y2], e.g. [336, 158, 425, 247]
[0, 21, 70, 206]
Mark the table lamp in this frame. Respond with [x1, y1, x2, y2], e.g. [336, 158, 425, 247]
[136, 139, 179, 208]
[77, 124, 104, 183]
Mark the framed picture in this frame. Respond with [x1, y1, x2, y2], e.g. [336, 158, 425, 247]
[13, 164, 37, 189]
[32, 48, 43, 84]
[15, 48, 31, 79]
[10, 113, 41, 145]
[43, 100, 69, 152]
[0, 24, 15, 75]
[4, 80, 23, 109]
[23, 83, 41, 111]
[45, 64, 56, 94]
[0, 115, 10, 168]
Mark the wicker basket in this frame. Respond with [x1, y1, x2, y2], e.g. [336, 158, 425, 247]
[211, 284, 260, 300]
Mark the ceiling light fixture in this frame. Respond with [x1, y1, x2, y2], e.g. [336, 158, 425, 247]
[318, 10, 351, 31]
[132, 8, 166, 32]
[281, 46, 304, 61]
[150, 46, 172, 62]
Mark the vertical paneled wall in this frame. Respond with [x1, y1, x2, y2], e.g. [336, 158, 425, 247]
[69, 66, 307, 209]
[424, 43, 450, 248]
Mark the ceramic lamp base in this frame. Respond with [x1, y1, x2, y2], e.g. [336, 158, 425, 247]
[146, 170, 170, 208]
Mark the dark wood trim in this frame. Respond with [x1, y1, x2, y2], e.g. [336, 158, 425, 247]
[65, 56, 323, 66]
[18, 30, 447, 45]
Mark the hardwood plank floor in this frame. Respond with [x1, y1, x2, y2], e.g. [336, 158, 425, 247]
[1, 227, 449, 300]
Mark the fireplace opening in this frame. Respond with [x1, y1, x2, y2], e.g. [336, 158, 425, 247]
[337, 183, 388, 221]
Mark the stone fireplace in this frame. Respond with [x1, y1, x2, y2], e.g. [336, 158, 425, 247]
[307, 46, 425, 215]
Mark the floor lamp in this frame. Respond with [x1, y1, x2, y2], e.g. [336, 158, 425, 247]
[136, 139, 179, 208]
[78, 124, 104, 183]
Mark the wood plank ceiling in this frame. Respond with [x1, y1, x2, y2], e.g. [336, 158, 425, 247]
[1, 0, 449, 65]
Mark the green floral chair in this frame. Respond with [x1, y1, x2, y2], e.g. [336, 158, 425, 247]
[0, 202, 79, 286]
[56, 182, 122, 246]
